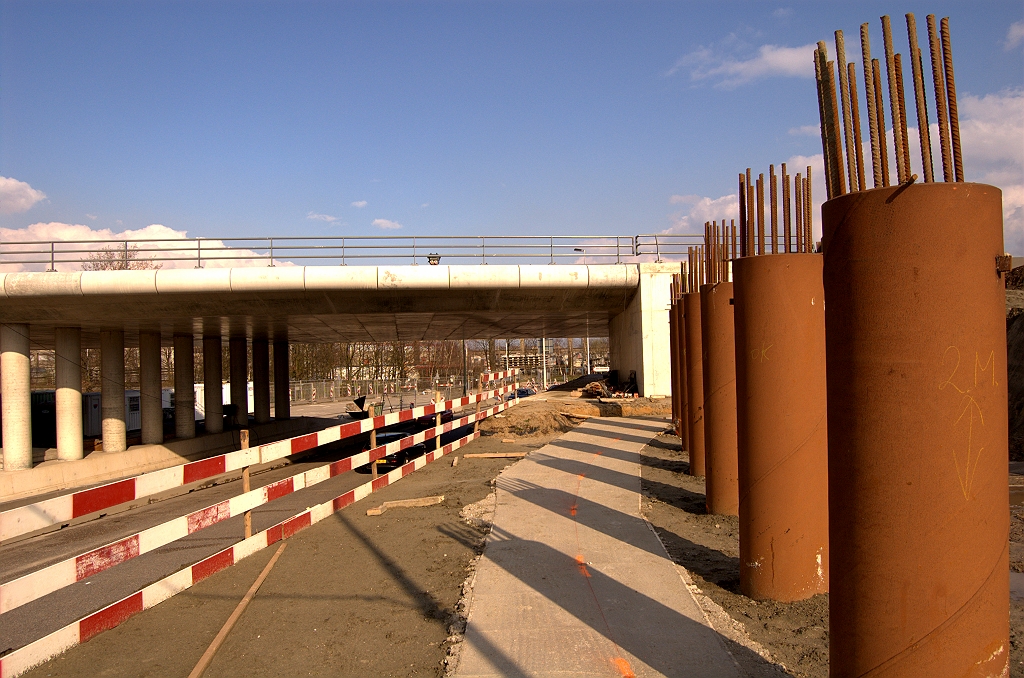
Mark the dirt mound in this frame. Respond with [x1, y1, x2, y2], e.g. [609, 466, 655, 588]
[545, 373, 607, 392]
[478, 400, 580, 438]
[560, 397, 672, 419]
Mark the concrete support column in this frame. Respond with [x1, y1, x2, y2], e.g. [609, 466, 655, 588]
[55, 327, 84, 460]
[100, 329, 126, 454]
[229, 337, 248, 428]
[273, 339, 290, 420]
[1, 324, 32, 470]
[203, 336, 223, 434]
[174, 335, 195, 440]
[139, 331, 163, 445]
[252, 337, 271, 424]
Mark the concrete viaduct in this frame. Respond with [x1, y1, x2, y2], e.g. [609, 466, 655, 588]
[0, 262, 677, 475]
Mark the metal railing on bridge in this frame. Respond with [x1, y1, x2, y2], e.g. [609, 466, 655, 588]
[0, 234, 703, 271]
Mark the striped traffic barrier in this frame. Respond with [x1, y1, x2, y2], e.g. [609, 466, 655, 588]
[0, 384, 517, 543]
[0, 426, 487, 678]
[0, 400, 516, 615]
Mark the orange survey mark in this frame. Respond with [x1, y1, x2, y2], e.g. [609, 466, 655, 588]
[575, 554, 591, 578]
[610, 656, 636, 677]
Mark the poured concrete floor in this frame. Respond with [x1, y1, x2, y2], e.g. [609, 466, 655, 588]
[456, 417, 738, 678]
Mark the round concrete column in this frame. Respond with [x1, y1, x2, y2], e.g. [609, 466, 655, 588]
[252, 337, 271, 424]
[1, 323, 32, 471]
[229, 337, 248, 428]
[54, 327, 84, 460]
[273, 339, 290, 420]
[202, 335, 223, 434]
[139, 331, 163, 445]
[100, 329, 126, 454]
[173, 335, 195, 440]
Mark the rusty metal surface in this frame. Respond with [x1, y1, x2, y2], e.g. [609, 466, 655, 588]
[675, 299, 689, 446]
[699, 282, 738, 514]
[734, 254, 829, 601]
[822, 182, 1008, 677]
[683, 292, 705, 476]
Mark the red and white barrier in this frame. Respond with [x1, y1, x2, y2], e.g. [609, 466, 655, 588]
[0, 425, 488, 678]
[0, 384, 518, 543]
[0, 400, 516, 615]
[479, 369, 519, 385]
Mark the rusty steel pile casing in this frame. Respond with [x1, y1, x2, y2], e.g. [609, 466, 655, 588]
[823, 183, 1008, 677]
[700, 281, 738, 514]
[684, 292, 705, 475]
[675, 299, 689, 446]
[669, 300, 681, 432]
[733, 254, 828, 601]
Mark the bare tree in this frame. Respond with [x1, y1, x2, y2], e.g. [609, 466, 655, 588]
[82, 244, 162, 271]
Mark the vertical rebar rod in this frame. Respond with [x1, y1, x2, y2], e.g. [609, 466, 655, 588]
[827, 60, 847, 196]
[873, 59, 891, 186]
[940, 17, 963, 181]
[805, 168, 813, 252]
[731, 219, 737, 265]
[882, 15, 906, 183]
[794, 173, 803, 253]
[814, 47, 834, 200]
[782, 164, 792, 253]
[746, 169, 755, 252]
[770, 165, 778, 254]
[848, 63, 866, 192]
[738, 173, 748, 257]
[757, 174, 766, 256]
[861, 23, 883, 187]
[927, 15, 953, 182]
[835, 30, 858, 194]
[906, 14, 934, 182]
[894, 53, 913, 179]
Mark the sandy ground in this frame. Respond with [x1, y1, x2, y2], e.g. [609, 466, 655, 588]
[19, 402, 577, 678]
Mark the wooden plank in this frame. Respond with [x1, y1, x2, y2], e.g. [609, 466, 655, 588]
[463, 452, 528, 459]
[366, 495, 445, 516]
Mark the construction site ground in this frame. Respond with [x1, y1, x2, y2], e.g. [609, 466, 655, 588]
[17, 393, 1023, 677]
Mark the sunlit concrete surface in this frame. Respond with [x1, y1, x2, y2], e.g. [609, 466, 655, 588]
[456, 417, 738, 678]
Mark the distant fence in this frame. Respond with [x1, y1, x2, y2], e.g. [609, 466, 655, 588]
[0, 234, 703, 271]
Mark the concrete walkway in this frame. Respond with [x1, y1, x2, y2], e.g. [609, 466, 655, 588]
[457, 417, 739, 678]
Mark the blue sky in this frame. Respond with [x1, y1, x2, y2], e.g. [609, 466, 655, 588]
[1, 1, 1022, 255]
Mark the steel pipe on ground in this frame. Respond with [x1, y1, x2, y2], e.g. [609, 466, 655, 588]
[733, 254, 828, 601]
[683, 293, 705, 475]
[822, 183, 1008, 677]
[700, 282, 738, 515]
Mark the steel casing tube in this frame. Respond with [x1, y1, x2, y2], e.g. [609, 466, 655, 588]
[823, 182, 1008, 677]
[701, 282, 739, 515]
[734, 254, 829, 601]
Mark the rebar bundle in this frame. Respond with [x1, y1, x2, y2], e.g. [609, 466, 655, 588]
[739, 165, 813, 255]
[816, 14, 963, 199]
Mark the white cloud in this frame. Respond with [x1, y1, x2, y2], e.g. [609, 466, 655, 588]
[773, 8, 793, 18]
[306, 211, 338, 223]
[789, 124, 820, 137]
[664, 194, 740, 234]
[351, 200, 367, 208]
[420, 203, 429, 208]
[671, 42, 817, 88]
[0, 177, 46, 215]
[372, 218, 402, 230]
[1006, 21, 1024, 50]
[86, 214, 97, 220]
[0, 222, 292, 271]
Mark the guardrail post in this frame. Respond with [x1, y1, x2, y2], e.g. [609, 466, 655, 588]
[269, 238, 274, 267]
[481, 237, 486, 264]
[48, 242, 55, 272]
[655, 235, 662, 262]
[435, 390, 443, 451]
[550, 236, 554, 264]
[616, 238, 621, 264]
[196, 238, 203, 268]
[473, 378, 482, 433]
[240, 429, 252, 538]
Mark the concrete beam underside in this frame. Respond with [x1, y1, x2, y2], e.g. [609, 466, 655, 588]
[0, 265, 640, 347]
